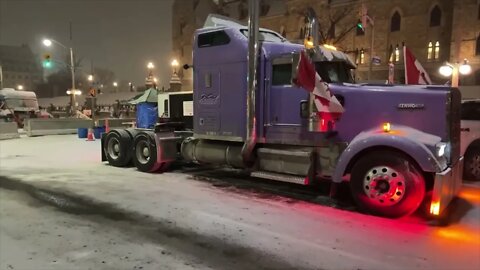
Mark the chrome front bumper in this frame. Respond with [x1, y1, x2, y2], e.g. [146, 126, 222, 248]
[431, 156, 464, 215]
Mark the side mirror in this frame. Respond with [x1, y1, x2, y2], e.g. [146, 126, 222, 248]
[300, 100, 309, 119]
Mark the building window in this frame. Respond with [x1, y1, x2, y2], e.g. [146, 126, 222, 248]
[356, 20, 364, 36]
[360, 49, 365, 64]
[476, 35, 480, 55]
[427, 41, 440, 60]
[394, 45, 400, 62]
[478, 4, 480, 20]
[430, 5, 442, 27]
[434, 41, 440, 59]
[427, 41, 433, 60]
[390, 11, 401, 32]
[280, 25, 286, 38]
[299, 27, 304, 39]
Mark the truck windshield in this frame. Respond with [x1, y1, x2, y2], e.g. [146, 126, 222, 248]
[315, 61, 354, 84]
[240, 30, 285, 43]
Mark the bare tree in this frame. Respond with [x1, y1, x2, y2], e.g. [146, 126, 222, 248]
[304, 6, 356, 46]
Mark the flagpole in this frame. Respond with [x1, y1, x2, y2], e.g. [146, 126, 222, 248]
[367, 20, 374, 81]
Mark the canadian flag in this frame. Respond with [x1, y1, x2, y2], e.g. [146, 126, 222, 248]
[404, 46, 432, 85]
[294, 51, 344, 131]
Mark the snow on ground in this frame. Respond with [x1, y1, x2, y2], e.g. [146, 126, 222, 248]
[0, 135, 479, 270]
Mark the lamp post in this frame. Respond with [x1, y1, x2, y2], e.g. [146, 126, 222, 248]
[0, 65, 3, 89]
[439, 59, 472, 87]
[43, 38, 76, 115]
[146, 62, 156, 89]
[17, 85, 24, 90]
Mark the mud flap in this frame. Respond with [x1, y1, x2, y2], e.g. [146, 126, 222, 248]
[101, 132, 107, 162]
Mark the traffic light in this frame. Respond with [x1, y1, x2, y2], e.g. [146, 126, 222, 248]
[42, 54, 52, 68]
[357, 21, 364, 31]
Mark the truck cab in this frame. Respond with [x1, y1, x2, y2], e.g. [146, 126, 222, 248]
[102, 14, 463, 219]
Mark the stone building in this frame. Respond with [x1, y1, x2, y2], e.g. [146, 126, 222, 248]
[0, 44, 43, 91]
[172, 0, 480, 90]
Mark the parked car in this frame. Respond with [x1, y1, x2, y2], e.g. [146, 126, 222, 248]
[461, 99, 480, 181]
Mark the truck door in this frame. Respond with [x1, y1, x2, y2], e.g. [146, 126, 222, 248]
[267, 59, 308, 126]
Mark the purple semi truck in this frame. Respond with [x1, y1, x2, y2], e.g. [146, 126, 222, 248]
[102, 3, 462, 218]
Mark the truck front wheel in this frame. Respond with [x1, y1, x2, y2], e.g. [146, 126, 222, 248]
[350, 150, 425, 218]
[464, 147, 480, 181]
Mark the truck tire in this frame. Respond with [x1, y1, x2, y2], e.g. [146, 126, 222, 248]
[132, 131, 168, 173]
[350, 150, 426, 218]
[103, 129, 133, 167]
[464, 147, 480, 181]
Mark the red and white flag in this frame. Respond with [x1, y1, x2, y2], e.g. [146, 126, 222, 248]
[294, 51, 344, 131]
[404, 46, 432, 85]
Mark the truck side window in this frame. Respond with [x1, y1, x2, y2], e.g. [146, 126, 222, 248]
[461, 102, 480, 120]
[197, 31, 230, 48]
[272, 64, 292, 85]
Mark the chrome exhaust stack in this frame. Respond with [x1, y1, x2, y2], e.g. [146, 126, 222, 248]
[241, 0, 260, 166]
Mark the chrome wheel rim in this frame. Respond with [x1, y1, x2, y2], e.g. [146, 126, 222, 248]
[136, 140, 150, 165]
[107, 138, 120, 160]
[363, 166, 406, 206]
[468, 154, 480, 178]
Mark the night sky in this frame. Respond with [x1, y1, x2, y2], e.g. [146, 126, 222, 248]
[0, 0, 174, 89]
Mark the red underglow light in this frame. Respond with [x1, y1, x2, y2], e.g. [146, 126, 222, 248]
[430, 200, 440, 216]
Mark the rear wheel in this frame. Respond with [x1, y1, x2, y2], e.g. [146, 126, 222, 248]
[464, 147, 480, 181]
[132, 131, 169, 173]
[350, 150, 426, 218]
[103, 129, 133, 167]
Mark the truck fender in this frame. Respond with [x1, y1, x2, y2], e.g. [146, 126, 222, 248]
[332, 126, 444, 183]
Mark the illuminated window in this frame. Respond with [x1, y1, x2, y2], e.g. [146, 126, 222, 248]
[427, 41, 433, 60]
[394, 45, 400, 62]
[430, 6, 442, 27]
[434, 41, 440, 59]
[476, 35, 480, 55]
[391, 11, 401, 32]
[360, 49, 365, 64]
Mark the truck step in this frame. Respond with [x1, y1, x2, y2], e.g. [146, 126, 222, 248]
[256, 147, 312, 176]
[251, 171, 307, 185]
[257, 148, 311, 158]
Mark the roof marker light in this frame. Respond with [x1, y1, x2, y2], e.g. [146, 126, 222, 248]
[382, 122, 391, 133]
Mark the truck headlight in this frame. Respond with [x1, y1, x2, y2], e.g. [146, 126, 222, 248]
[436, 142, 447, 157]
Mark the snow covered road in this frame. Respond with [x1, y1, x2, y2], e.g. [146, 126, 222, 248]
[1, 135, 479, 270]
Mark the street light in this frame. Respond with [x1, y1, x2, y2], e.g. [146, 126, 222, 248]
[42, 39, 52, 47]
[439, 65, 453, 77]
[113, 82, 118, 87]
[439, 59, 472, 87]
[66, 90, 81, 95]
[17, 85, 24, 90]
[87, 74, 94, 82]
[147, 62, 154, 69]
[43, 38, 76, 115]
[171, 59, 179, 74]
[459, 59, 472, 75]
